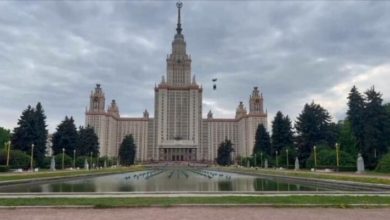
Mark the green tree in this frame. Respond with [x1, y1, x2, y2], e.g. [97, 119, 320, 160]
[347, 86, 365, 152]
[77, 126, 99, 157]
[32, 103, 48, 166]
[362, 87, 390, 168]
[253, 124, 272, 156]
[11, 103, 48, 166]
[52, 116, 78, 156]
[271, 111, 294, 153]
[216, 139, 234, 166]
[11, 105, 35, 152]
[119, 135, 136, 166]
[337, 120, 358, 157]
[295, 102, 332, 162]
[0, 127, 11, 149]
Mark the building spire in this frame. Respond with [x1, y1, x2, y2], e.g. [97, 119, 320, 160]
[176, 1, 183, 34]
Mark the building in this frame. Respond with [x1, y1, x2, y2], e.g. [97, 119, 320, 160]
[85, 2, 267, 162]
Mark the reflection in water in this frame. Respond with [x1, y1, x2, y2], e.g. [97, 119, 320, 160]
[0, 168, 327, 193]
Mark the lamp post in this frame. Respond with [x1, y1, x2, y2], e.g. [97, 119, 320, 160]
[260, 152, 263, 168]
[73, 149, 76, 169]
[30, 144, 34, 172]
[6, 141, 11, 166]
[286, 149, 289, 168]
[62, 148, 65, 170]
[275, 151, 279, 168]
[313, 145, 317, 170]
[336, 143, 340, 171]
[90, 152, 92, 169]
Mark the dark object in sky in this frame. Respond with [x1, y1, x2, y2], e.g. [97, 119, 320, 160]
[212, 78, 217, 90]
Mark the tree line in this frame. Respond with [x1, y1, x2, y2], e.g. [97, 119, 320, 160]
[1, 103, 136, 169]
[248, 85, 390, 170]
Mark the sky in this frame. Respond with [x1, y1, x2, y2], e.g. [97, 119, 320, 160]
[0, 0, 390, 133]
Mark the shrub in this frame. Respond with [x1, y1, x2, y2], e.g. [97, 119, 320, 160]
[54, 153, 72, 169]
[0, 150, 32, 169]
[76, 156, 89, 168]
[376, 153, 390, 173]
[306, 145, 355, 169]
[0, 165, 9, 172]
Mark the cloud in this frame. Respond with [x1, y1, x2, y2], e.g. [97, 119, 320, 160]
[0, 1, 390, 133]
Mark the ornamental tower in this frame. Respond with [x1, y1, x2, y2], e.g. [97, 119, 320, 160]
[154, 1, 202, 161]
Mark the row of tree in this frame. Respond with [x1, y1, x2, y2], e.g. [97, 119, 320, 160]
[2, 102, 136, 168]
[249, 86, 390, 169]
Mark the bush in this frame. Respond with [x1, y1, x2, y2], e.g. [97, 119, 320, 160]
[0, 165, 9, 172]
[0, 150, 32, 169]
[306, 145, 355, 169]
[54, 153, 72, 169]
[376, 153, 390, 173]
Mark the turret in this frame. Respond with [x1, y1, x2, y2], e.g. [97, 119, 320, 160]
[235, 101, 247, 119]
[143, 109, 149, 119]
[249, 86, 264, 113]
[89, 84, 105, 113]
[207, 110, 213, 119]
[107, 99, 120, 117]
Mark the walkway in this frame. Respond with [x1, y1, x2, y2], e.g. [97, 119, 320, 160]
[0, 207, 389, 220]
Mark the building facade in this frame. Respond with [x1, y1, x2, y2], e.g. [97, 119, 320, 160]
[85, 3, 267, 162]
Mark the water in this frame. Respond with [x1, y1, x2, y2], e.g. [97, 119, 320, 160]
[0, 168, 328, 193]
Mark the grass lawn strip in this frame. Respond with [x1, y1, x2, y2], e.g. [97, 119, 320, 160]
[0, 196, 389, 208]
[0, 166, 144, 184]
[218, 167, 390, 185]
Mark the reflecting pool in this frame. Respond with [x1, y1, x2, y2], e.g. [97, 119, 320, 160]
[0, 168, 331, 192]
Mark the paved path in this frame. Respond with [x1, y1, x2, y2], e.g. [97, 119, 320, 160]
[0, 207, 389, 220]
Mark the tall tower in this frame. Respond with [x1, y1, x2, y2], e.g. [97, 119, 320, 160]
[249, 86, 264, 114]
[154, 2, 202, 161]
[89, 84, 105, 113]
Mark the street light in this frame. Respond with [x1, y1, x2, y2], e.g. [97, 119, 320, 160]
[62, 148, 65, 170]
[73, 149, 76, 169]
[6, 141, 11, 166]
[313, 145, 317, 170]
[275, 151, 279, 168]
[286, 149, 289, 168]
[260, 152, 263, 168]
[335, 143, 340, 171]
[90, 152, 92, 169]
[30, 144, 34, 172]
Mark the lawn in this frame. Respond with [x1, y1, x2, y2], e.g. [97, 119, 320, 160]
[0, 196, 389, 207]
[0, 166, 144, 183]
[217, 167, 390, 185]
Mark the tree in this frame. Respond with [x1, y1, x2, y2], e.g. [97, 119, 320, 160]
[119, 134, 136, 166]
[271, 111, 294, 153]
[253, 124, 272, 156]
[347, 86, 365, 152]
[11, 103, 48, 166]
[32, 103, 48, 166]
[0, 127, 11, 149]
[362, 87, 390, 168]
[216, 139, 234, 166]
[77, 126, 99, 157]
[337, 120, 358, 157]
[52, 116, 78, 156]
[12, 105, 35, 152]
[295, 102, 332, 162]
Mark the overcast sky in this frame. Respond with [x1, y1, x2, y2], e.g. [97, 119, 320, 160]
[1, 0, 390, 133]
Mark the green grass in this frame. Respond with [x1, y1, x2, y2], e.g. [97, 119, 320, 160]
[0, 166, 144, 183]
[218, 167, 390, 185]
[0, 196, 389, 207]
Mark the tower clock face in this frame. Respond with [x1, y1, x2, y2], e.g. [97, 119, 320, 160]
[255, 99, 260, 103]
[177, 59, 181, 63]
